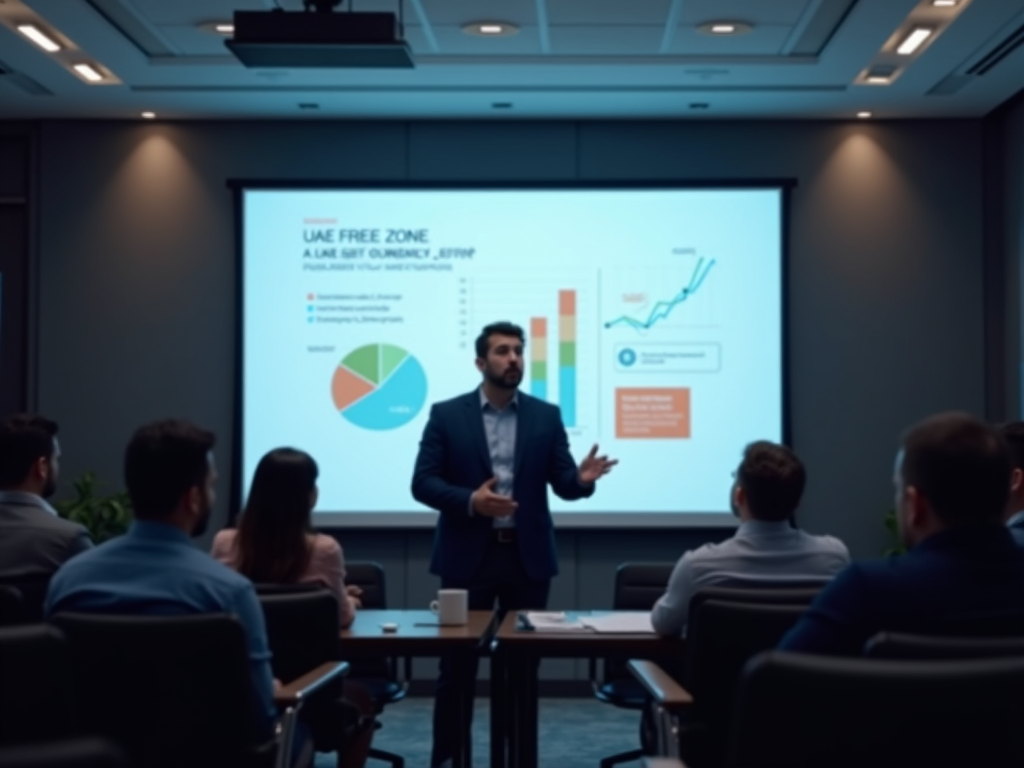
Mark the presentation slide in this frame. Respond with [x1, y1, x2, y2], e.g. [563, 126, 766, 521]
[240, 186, 784, 526]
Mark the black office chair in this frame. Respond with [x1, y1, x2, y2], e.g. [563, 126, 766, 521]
[344, 561, 407, 768]
[629, 585, 820, 768]
[0, 585, 27, 627]
[0, 738, 127, 768]
[257, 588, 369, 760]
[589, 562, 676, 768]
[0, 624, 77, 747]
[50, 612, 343, 768]
[0, 578, 50, 625]
[865, 631, 1024, 660]
[727, 651, 1024, 768]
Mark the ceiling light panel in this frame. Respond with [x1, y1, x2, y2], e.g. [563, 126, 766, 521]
[897, 27, 934, 55]
[17, 24, 61, 52]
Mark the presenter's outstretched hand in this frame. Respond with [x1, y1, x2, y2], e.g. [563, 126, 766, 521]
[471, 477, 519, 518]
[578, 444, 618, 485]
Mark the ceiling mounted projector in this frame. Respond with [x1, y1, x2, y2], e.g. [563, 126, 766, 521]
[225, 1, 414, 69]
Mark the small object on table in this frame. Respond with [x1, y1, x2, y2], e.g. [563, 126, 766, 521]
[381, 622, 398, 633]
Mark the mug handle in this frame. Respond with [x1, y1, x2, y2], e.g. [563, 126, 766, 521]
[430, 600, 440, 613]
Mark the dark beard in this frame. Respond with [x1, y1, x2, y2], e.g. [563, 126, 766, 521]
[192, 505, 212, 538]
[484, 365, 521, 391]
[42, 475, 57, 499]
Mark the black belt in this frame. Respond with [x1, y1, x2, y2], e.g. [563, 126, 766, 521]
[490, 528, 517, 544]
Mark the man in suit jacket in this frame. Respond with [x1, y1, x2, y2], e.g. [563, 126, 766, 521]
[781, 413, 1024, 656]
[0, 414, 92, 582]
[998, 421, 1024, 546]
[412, 321, 616, 768]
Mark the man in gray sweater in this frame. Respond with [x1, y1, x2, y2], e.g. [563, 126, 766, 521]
[0, 414, 92, 581]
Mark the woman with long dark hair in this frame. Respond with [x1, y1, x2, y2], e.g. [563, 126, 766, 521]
[212, 447, 360, 626]
[212, 448, 371, 768]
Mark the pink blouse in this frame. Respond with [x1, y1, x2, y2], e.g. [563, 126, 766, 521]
[210, 529, 357, 629]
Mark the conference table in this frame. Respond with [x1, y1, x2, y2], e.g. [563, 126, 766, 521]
[490, 611, 685, 768]
[340, 609, 498, 768]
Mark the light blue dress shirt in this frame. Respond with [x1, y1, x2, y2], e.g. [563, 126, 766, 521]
[651, 519, 851, 637]
[1008, 511, 1024, 547]
[479, 387, 518, 529]
[45, 520, 278, 739]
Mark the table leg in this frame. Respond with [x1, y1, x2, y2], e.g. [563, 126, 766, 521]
[491, 643, 507, 768]
[522, 651, 539, 768]
[452, 653, 467, 768]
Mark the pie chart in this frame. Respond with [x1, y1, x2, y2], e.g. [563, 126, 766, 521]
[331, 344, 428, 430]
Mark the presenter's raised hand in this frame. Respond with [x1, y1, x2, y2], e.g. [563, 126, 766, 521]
[471, 477, 519, 518]
[578, 444, 618, 485]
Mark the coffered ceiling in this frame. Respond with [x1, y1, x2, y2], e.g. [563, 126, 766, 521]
[0, 0, 1022, 118]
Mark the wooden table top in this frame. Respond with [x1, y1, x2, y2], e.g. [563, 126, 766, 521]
[340, 609, 498, 656]
[494, 611, 684, 656]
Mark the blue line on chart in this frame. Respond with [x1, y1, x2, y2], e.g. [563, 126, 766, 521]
[603, 257, 716, 331]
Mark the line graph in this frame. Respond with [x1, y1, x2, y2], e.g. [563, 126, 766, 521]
[604, 257, 717, 331]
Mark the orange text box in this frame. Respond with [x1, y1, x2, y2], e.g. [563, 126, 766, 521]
[615, 388, 691, 439]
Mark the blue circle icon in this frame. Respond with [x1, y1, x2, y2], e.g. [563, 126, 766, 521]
[618, 348, 637, 367]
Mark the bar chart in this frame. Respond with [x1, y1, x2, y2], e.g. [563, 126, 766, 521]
[558, 290, 577, 427]
[469, 273, 596, 434]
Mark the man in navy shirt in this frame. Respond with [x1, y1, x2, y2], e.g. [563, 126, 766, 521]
[998, 421, 1024, 547]
[781, 412, 1024, 655]
[46, 420, 280, 746]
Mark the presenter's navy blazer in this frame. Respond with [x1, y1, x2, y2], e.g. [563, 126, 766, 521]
[411, 389, 593, 582]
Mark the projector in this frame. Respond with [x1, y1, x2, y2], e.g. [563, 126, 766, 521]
[225, 9, 414, 68]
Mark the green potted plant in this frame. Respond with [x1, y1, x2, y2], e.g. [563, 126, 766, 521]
[54, 471, 132, 544]
[883, 508, 907, 556]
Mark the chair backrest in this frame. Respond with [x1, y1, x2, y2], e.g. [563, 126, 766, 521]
[681, 600, 810, 767]
[0, 578, 50, 625]
[687, 582, 823, 619]
[343, 561, 387, 609]
[729, 651, 1024, 768]
[866, 631, 1024, 660]
[0, 624, 76, 746]
[0, 738, 128, 768]
[0, 586, 26, 627]
[257, 589, 342, 683]
[613, 563, 676, 611]
[49, 612, 270, 768]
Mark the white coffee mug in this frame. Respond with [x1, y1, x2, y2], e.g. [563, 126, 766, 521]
[430, 589, 468, 626]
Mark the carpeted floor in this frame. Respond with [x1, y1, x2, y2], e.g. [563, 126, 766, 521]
[314, 696, 644, 768]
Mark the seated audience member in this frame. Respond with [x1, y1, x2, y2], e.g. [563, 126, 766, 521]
[998, 421, 1024, 546]
[651, 441, 849, 637]
[212, 447, 373, 768]
[45, 420, 291, 760]
[781, 412, 1024, 655]
[0, 414, 92, 580]
[211, 448, 361, 627]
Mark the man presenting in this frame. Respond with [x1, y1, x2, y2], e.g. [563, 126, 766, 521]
[412, 321, 616, 768]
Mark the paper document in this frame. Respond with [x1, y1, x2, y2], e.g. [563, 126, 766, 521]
[520, 611, 591, 632]
[580, 612, 655, 633]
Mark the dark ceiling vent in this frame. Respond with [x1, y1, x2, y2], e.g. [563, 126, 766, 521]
[965, 21, 1024, 76]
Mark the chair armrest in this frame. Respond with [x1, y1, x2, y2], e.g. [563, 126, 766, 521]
[627, 660, 694, 711]
[642, 759, 690, 768]
[275, 661, 350, 707]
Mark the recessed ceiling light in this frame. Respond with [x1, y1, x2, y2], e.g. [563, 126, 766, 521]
[857, 111, 873, 119]
[697, 21, 753, 36]
[932, 0, 957, 6]
[141, 111, 156, 119]
[897, 27, 934, 55]
[198, 21, 235, 35]
[462, 22, 519, 37]
[17, 24, 61, 53]
[867, 76, 890, 84]
[73, 63, 104, 82]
